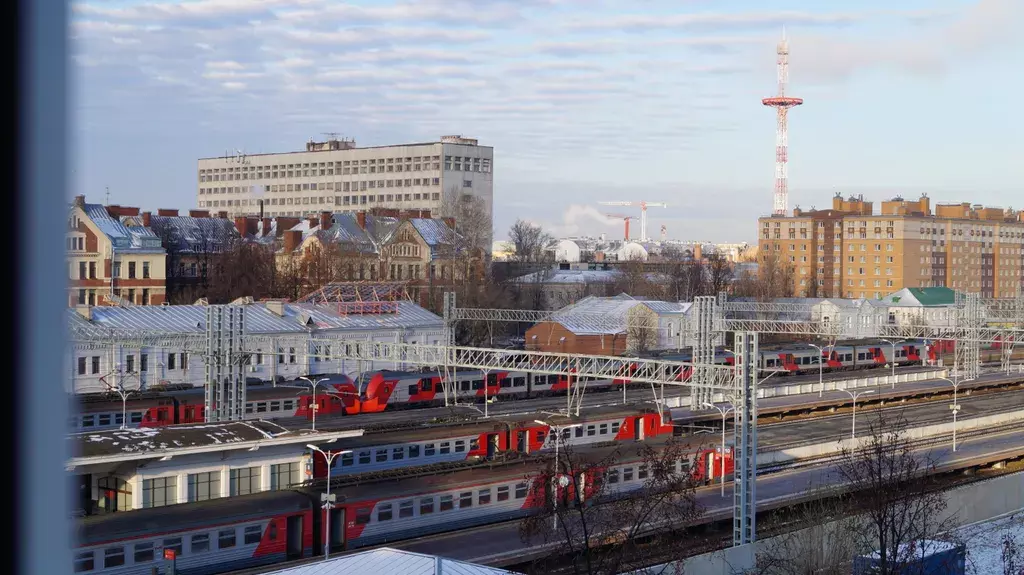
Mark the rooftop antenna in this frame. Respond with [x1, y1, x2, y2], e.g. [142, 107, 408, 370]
[322, 132, 340, 141]
[105, 186, 110, 205]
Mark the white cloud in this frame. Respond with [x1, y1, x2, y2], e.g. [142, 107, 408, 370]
[221, 81, 247, 90]
[205, 60, 246, 70]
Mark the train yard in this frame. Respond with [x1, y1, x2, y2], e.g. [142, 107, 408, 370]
[69, 365, 1024, 575]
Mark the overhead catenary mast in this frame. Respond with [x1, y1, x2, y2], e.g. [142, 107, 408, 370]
[762, 29, 803, 216]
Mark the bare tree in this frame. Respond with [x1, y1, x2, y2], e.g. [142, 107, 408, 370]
[705, 253, 734, 296]
[438, 185, 491, 254]
[520, 437, 705, 575]
[733, 254, 795, 300]
[509, 219, 555, 264]
[206, 239, 279, 303]
[612, 256, 667, 300]
[834, 410, 959, 575]
[626, 307, 659, 354]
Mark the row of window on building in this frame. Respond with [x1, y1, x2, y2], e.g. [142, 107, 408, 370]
[70, 260, 151, 280]
[74, 352, 186, 376]
[199, 190, 445, 209]
[139, 463, 302, 509]
[199, 155, 490, 182]
[75, 287, 152, 306]
[199, 177, 447, 197]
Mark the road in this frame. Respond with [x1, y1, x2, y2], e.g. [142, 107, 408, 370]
[390, 426, 1024, 566]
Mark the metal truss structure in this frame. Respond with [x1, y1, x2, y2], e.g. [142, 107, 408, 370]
[691, 296, 718, 408]
[204, 305, 246, 422]
[452, 304, 645, 334]
[733, 331, 758, 546]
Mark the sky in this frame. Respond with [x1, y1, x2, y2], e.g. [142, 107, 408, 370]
[71, 0, 1024, 243]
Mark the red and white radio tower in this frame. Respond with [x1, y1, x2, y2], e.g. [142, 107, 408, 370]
[762, 31, 802, 216]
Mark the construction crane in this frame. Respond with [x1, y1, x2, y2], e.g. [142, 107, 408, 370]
[603, 213, 635, 241]
[660, 225, 667, 242]
[597, 201, 667, 242]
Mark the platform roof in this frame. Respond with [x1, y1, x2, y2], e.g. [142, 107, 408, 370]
[67, 420, 363, 468]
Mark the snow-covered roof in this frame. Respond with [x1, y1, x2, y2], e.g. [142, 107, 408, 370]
[71, 420, 291, 459]
[125, 214, 238, 253]
[258, 548, 516, 575]
[68, 300, 442, 335]
[550, 295, 688, 335]
[80, 203, 164, 252]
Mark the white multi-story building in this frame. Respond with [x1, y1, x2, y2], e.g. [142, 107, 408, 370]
[196, 135, 493, 225]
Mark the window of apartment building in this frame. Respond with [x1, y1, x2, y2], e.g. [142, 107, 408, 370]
[142, 262, 150, 279]
[127, 288, 135, 303]
[88, 290, 96, 306]
[141, 289, 149, 305]
[78, 262, 86, 279]
[128, 262, 136, 279]
[270, 463, 300, 490]
[140, 353, 148, 372]
[88, 261, 96, 279]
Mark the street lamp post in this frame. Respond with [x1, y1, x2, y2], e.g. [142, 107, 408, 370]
[298, 375, 331, 432]
[702, 401, 735, 497]
[306, 444, 352, 560]
[879, 339, 905, 388]
[936, 377, 962, 452]
[841, 389, 874, 440]
[808, 344, 828, 398]
[535, 420, 582, 531]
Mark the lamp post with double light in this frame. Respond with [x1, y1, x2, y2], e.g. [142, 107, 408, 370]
[807, 344, 829, 398]
[297, 375, 332, 431]
[535, 420, 582, 531]
[879, 339, 905, 387]
[701, 401, 735, 497]
[935, 377, 962, 452]
[841, 388, 874, 440]
[306, 444, 352, 560]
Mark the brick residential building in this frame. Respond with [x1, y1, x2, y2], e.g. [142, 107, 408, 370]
[67, 195, 167, 307]
[759, 194, 1024, 299]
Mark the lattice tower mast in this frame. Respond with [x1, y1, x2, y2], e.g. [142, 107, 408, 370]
[762, 31, 803, 216]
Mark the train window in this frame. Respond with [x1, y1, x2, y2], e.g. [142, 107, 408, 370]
[419, 497, 435, 515]
[355, 508, 371, 525]
[424, 444, 436, 456]
[245, 404, 254, 414]
[469, 438, 479, 451]
[535, 430, 546, 444]
[858, 353, 866, 360]
[73, 551, 94, 572]
[514, 377, 526, 387]
[98, 414, 111, 427]
[375, 449, 387, 462]
[270, 401, 281, 412]
[454, 440, 465, 453]
[82, 415, 95, 428]
[607, 469, 619, 484]
[409, 445, 420, 458]
[392, 447, 405, 460]
[399, 500, 414, 518]
[575, 427, 584, 438]
[459, 381, 470, 391]
[440, 495, 454, 512]
[283, 399, 295, 411]
[268, 524, 278, 541]
[191, 534, 210, 553]
[459, 492, 473, 508]
[497, 486, 510, 501]
[358, 451, 371, 465]
[256, 402, 267, 413]
[420, 378, 431, 391]
[341, 453, 354, 467]
[599, 424, 608, 435]
[478, 488, 491, 505]
[515, 483, 528, 499]
[548, 375, 558, 385]
[244, 525, 263, 545]
[471, 380, 482, 390]
[623, 467, 634, 482]
[163, 537, 183, 556]
[586, 425, 596, 437]
[500, 378, 511, 388]
[218, 529, 236, 549]
[102, 547, 124, 568]
[440, 442, 451, 454]
[156, 409, 168, 422]
[378, 503, 393, 521]
[638, 465, 649, 480]
[611, 422, 621, 434]
[434, 381, 444, 392]
[408, 384, 418, 396]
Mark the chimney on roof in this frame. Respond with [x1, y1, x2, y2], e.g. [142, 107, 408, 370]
[319, 211, 333, 230]
[419, 209, 431, 219]
[73, 195, 85, 208]
[217, 211, 228, 219]
[234, 216, 249, 238]
[142, 211, 152, 227]
[259, 199, 264, 221]
[261, 217, 272, 237]
[74, 305, 92, 320]
[356, 211, 367, 230]
[188, 209, 210, 218]
[283, 229, 302, 252]
[157, 209, 178, 217]
[265, 300, 286, 317]
[275, 216, 300, 237]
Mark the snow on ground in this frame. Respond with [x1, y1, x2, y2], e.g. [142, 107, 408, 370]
[957, 512, 1024, 575]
